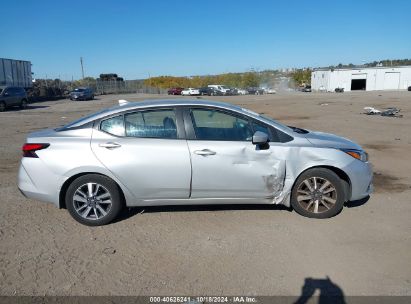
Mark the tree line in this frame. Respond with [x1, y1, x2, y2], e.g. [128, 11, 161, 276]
[143, 72, 265, 89]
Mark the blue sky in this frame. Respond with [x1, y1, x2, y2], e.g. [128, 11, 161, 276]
[1, 0, 410, 80]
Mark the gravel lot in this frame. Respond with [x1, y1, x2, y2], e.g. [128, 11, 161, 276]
[0, 91, 410, 296]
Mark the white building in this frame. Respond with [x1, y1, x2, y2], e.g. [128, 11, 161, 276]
[311, 66, 411, 92]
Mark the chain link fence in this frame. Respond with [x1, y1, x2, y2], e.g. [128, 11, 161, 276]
[92, 79, 167, 95]
[27, 79, 167, 102]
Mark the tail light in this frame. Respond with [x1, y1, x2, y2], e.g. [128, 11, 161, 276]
[22, 143, 50, 158]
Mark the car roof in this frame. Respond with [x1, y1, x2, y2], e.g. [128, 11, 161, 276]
[64, 99, 247, 128]
[63, 99, 292, 134]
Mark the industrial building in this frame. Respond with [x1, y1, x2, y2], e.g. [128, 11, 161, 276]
[0, 58, 32, 88]
[311, 66, 411, 92]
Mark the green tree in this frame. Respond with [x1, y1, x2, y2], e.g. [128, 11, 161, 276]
[291, 69, 312, 86]
[242, 72, 259, 87]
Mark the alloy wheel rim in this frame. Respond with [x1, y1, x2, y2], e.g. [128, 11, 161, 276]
[73, 183, 112, 220]
[296, 177, 337, 214]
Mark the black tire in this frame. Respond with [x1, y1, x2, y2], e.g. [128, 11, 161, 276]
[0, 101, 5, 112]
[20, 99, 28, 109]
[65, 174, 123, 226]
[290, 168, 345, 219]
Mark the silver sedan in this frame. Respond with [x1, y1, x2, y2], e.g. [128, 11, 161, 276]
[18, 99, 373, 226]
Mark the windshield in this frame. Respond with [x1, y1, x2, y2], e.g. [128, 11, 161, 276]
[73, 88, 85, 92]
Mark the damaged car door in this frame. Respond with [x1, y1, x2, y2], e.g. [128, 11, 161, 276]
[185, 107, 286, 202]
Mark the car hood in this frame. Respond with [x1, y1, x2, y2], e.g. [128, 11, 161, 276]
[304, 131, 363, 150]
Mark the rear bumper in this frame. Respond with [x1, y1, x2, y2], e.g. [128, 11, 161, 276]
[18, 161, 60, 207]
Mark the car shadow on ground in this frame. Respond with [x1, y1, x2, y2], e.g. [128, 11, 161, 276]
[114, 196, 371, 223]
[2, 105, 50, 112]
[294, 276, 346, 304]
[114, 204, 292, 223]
[69, 98, 100, 101]
[345, 195, 370, 208]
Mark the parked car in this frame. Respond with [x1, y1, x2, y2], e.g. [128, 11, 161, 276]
[199, 87, 223, 96]
[0, 86, 28, 112]
[18, 99, 373, 226]
[208, 85, 231, 95]
[408, 86, 411, 91]
[226, 87, 238, 95]
[302, 85, 312, 92]
[181, 88, 200, 96]
[69, 87, 94, 101]
[167, 87, 184, 95]
[247, 87, 264, 95]
[236, 88, 248, 95]
[264, 88, 277, 94]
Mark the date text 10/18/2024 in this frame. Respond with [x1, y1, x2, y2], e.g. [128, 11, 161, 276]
[149, 296, 257, 303]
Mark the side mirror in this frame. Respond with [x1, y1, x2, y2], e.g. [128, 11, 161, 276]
[4, 92, 9, 96]
[252, 131, 269, 145]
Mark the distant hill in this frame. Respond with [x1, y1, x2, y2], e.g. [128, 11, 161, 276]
[326, 58, 411, 69]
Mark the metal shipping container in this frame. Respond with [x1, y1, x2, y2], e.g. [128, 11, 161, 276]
[0, 58, 32, 88]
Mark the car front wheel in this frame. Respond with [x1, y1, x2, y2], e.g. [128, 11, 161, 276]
[20, 99, 28, 109]
[290, 168, 345, 219]
[66, 174, 123, 226]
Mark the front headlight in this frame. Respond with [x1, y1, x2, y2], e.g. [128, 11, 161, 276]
[341, 149, 368, 162]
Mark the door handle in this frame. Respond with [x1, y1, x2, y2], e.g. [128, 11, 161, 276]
[194, 149, 216, 156]
[99, 142, 121, 149]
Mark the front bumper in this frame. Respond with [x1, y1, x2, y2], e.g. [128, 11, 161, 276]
[344, 160, 373, 201]
[70, 95, 84, 100]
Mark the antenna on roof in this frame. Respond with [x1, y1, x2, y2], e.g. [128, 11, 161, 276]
[118, 99, 129, 106]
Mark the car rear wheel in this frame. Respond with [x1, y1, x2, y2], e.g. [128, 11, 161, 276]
[291, 168, 345, 218]
[66, 174, 123, 226]
[0, 101, 5, 112]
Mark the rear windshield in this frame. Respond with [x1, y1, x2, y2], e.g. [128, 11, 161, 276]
[0, 89, 3, 94]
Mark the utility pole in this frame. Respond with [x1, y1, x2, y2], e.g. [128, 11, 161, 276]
[80, 57, 85, 79]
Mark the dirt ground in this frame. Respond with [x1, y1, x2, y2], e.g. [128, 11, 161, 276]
[0, 91, 410, 296]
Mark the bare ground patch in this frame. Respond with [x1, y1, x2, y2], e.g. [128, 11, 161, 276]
[363, 144, 392, 151]
[373, 172, 411, 193]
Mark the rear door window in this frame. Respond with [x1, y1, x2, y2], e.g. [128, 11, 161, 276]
[125, 109, 177, 139]
[100, 116, 125, 136]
